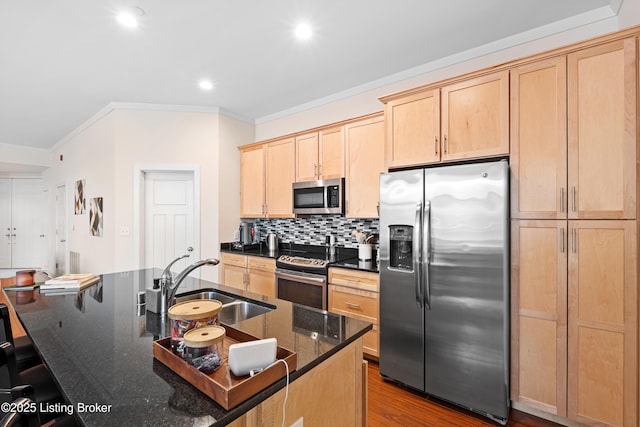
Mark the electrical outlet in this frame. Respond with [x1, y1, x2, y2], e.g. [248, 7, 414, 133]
[290, 417, 303, 427]
[119, 226, 130, 236]
[233, 230, 240, 241]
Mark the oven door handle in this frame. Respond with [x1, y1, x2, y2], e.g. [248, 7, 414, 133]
[275, 268, 326, 284]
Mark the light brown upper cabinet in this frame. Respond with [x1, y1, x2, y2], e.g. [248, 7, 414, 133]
[239, 137, 295, 218]
[567, 38, 636, 219]
[385, 89, 441, 168]
[441, 70, 510, 161]
[512, 38, 637, 220]
[345, 114, 385, 218]
[239, 144, 265, 218]
[295, 127, 344, 182]
[382, 70, 509, 169]
[265, 137, 295, 218]
[510, 57, 568, 219]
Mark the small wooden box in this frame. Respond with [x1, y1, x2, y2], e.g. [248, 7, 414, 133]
[153, 326, 296, 410]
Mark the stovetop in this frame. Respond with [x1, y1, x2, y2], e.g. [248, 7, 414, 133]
[275, 244, 356, 273]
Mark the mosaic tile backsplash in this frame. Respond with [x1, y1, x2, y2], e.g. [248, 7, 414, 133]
[253, 216, 379, 248]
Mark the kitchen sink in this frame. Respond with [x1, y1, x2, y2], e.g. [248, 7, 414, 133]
[175, 290, 237, 305]
[174, 289, 274, 324]
[218, 300, 272, 324]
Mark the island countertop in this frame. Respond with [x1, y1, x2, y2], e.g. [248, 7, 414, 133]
[5, 269, 372, 426]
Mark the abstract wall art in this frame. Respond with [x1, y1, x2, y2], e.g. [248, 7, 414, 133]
[74, 179, 86, 214]
[89, 197, 103, 237]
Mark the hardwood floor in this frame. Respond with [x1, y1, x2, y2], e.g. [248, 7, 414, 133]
[367, 361, 561, 427]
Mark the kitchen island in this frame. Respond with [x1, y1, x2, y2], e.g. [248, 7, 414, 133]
[5, 269, 371, 426]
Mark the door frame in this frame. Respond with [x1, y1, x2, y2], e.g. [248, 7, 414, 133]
[133, 164, 201, 270]
[54, 183, 67, 276]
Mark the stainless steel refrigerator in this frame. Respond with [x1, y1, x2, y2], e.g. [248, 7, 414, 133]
[379, 159, 509, 424]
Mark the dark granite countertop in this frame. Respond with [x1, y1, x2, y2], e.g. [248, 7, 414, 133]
[6, 269, 371, 426]
[220, 242, 378, 273]
[329, 260, 379, 274]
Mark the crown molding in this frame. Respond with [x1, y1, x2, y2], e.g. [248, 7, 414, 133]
[51, 102, 254, 152]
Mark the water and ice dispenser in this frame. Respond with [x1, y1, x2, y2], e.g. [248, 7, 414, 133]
[388, 225, 413, 271]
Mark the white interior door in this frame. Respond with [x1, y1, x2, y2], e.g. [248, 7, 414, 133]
[11, 179, 45, 268]
[144, 171, 196, 275]
[0, 179, 11, 268]
[55, 184, 67, 276]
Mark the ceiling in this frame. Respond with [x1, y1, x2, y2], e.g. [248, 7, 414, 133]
[0, 0, 622, 151]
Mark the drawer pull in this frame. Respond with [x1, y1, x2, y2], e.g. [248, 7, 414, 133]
[345, 278, 361, 283]
[345, 302, 361, 309]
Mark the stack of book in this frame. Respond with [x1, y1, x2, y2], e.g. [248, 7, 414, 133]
[40, 274, 100, 294]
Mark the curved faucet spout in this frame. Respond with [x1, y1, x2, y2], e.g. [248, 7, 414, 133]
[168, 258, 220, 304]
[161, 253, 191, 282]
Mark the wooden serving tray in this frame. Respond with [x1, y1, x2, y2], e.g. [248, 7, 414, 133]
[152, 325, 297, 410]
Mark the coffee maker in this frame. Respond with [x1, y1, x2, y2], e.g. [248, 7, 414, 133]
[239, 222, 254, 244]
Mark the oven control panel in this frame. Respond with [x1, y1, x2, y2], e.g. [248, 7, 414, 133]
[277, 255, 328, 269]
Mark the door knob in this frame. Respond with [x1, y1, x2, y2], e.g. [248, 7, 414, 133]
[60, 239, 66, 243]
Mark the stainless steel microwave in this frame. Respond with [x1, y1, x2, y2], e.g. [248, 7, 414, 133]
[292, 178, 345, 215]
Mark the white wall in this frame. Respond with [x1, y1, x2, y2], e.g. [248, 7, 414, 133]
[44, 112, 116, 275]
[217, 114, 255, 243]
[254, 6, 639, 140]
[43, 106, 253, 281]
[0, 143, 50, 177]
[619, 0, 640, 27]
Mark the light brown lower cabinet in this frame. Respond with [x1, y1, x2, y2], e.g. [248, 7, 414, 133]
[328, 267, 379, 358]
[220, 253, 276, 297]
[227, 338, 366, 427]
[512, 219, 637, 427]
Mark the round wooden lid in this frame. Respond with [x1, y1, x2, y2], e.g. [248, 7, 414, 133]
[168, 299, 222, 321]
[183, 325, 225, 348]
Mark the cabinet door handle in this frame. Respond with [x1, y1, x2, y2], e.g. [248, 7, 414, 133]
[345, 302, 361, 309]
[434, 136, 439, 155]
[571, 228, 577, 253]
[559, 228, 565, 253]
[314, 163, 318, 178]
[560, 187, 565, 213]
[318, 163, 322, 178]
[571, 187, 576, 213]
[443, 135, 448, 154]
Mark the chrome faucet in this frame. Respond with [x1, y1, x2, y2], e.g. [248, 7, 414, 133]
[157, 250, 219, 314]
[167, 258, 220, 306]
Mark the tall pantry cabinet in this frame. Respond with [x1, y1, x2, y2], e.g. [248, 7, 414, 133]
[510, 38, 637, 427]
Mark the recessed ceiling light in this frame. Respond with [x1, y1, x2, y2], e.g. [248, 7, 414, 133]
[117, 7, 144, 28]
[199, 80, 214, 91]
[295, 23, 312, 40]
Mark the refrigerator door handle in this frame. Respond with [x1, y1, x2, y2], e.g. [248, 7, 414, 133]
[414, 201, 423, 308]
[423, 200, 431, 310]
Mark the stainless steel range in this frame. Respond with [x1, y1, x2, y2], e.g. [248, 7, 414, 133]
[275, 246, 355, 310]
